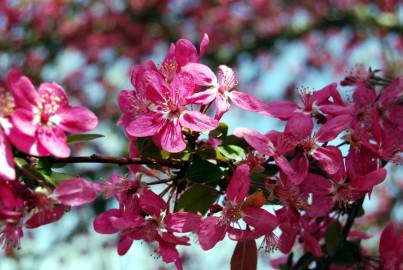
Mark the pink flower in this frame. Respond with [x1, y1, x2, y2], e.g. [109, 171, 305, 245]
[54, 178, 102, 206]
[0, 84, 16, 180]
[93, 187, 199, 270]
[379, 223, 403, 270]
[185, 64, 268, 119]
[197, 164, 278, 250]
[9, 70, 98, 158]
[123, 70, 218, 153]
[235, 126, 343, 185]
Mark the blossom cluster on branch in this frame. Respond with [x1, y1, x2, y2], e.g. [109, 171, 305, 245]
[0, 35, 402, 270]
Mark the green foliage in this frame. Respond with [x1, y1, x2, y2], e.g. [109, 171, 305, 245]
[186, 160, 226, 183]
[67, 133, 104, 144]
[175, 184, 220, 215]
[325, 222, 342, 256]
[217, 145, 246, 161]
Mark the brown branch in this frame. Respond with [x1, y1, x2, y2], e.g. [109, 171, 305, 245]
[49, 154, 188, 168]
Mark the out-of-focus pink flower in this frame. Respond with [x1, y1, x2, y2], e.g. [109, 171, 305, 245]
[379, 223, 403, 269]
[8, 70, 98, 158]
[0, 84, 16, 180]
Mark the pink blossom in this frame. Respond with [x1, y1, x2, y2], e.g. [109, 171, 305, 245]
[0, 85, 15, 180]
[185, 64, 268, 119]
[379, 223, 403, 269]
[197, 164, 278, 250]
[123, 70, 217, 153]
[8, 70, 98, 158]
[54, 178, 101, 206]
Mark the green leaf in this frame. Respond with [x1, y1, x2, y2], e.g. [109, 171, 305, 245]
[209, 122, 228, 138]
[67, 133, 104, 144]
[325, 222, 342, 256]
[217, 145, 245, 161]
[14, 157, 28, 167]
[334, 241, 361, 266]
[137, 138, 165, 160]
[230, 240, 258, 270]
[175, 184, 220, 214]
[51, 172, 78, 184]
[186, 160, 225, 183]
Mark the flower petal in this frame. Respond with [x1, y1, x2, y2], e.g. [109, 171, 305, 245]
[181, 63, 217, 87]
[179, 110, 218, 132]
[54, 178, 98, 206]
[159, 120, 186, 153]
[164, 212, 201, 233]
[227, 164, 250, 204]
[198, 216, 226, 250]
[126, 112, 166, 137]
[53, 106, 98, 133]
[38, 127, 70, 158]
[0, 130, 15, 180]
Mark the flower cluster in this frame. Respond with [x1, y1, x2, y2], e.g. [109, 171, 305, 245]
[0, 70, 98, 252]
[0, 35, 401, 270]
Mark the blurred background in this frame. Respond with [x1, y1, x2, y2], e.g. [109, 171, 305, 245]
[0, 0, 402, 269]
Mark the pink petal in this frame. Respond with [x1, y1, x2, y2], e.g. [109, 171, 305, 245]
[175, 39, 198, 66]
[159, 120, 186, 153]
[38, 126, 70, 158]
[11, 108, 37, 136]
[306, 195, 334, 217]
[25, 205, 65, 228]
[54, 178, 98, 206]
[7, 126, 49, 156]
[158, 241, 182, 268]
[93, 209, 121, 234]
[260, 100, 298, 120]
[164, 212, 201, 233]
[126, 112, 166, 137]
[217, 65, 238, 92]
[287, 154, 309, 185]
[171, 72, 195, 104]
[312, 146, 343, 175]
[0, 130, 15, 180]
[352, 82, 377, 108]
[233, 128, 272, 155]
[278, 229, 298, 254]
[131, 60, 158, 90]
[117, 236, 133, 256]
[139, 188, 167, 215]
[214, 94, 231, 119]
[284, 113, 313, 140]
[142, 70, 170, 103]
[198, 216, 226, 250]
[186, 88, 217, 105]
[379, 78, 403, 106]
[181, 63, 217, 87]
[54, 106, 98, 133]
[350, 168, 387, 191]
[300, 173, 332, 196]
[7, 69, 40, 109]
[228, 90, 267, 113]
[38, 82, 68, 107]
[226, 164, 250, 204]
[128, 139, 140, 173]
[316, 114, 352, 142]
[301, 231, 324, 257]
[242, 207, 278, 232]
[198, 33, 209, 60]
[179, 110, 218, 132]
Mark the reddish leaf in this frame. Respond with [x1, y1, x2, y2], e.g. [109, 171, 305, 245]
[230, 240, 258, 270]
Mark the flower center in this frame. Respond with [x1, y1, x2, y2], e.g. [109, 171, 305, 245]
[0, 88, 15, 119]
[222, 202, 242, 225]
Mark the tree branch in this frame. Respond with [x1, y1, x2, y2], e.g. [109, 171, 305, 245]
[49, 154, 188, 168]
